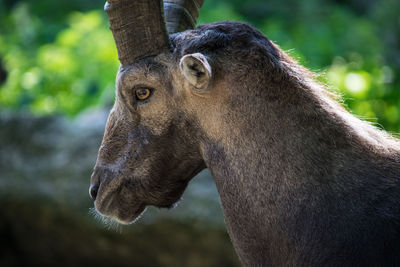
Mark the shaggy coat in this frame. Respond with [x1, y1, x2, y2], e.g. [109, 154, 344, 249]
[91, 21, 400, 266]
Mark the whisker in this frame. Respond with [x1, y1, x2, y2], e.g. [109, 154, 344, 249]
[88, 208, 123, 233]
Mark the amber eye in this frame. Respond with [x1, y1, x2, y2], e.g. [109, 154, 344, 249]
[135, 88, 151, 101]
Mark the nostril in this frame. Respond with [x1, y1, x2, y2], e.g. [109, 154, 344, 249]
[89, 184, 99, 201]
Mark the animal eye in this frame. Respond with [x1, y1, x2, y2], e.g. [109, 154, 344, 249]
[135, 88, 151, 101]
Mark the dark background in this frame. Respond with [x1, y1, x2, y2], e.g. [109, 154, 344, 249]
[0, 0, 399, 266]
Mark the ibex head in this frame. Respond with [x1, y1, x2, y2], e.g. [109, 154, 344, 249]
[90, 0, 284, 224]
[89, 0, 211, 223]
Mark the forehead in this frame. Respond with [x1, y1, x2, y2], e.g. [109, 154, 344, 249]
[117, 57, 170, 89]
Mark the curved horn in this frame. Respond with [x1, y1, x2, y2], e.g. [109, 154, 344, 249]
[105, 0, 170, 66]
[164, 0, 205, 34]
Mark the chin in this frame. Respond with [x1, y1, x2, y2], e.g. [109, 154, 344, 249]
[94, 196, 147, 225]
[113, 206, 147, 225]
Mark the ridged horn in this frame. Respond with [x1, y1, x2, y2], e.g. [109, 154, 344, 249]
[164, 0, 205, 34]
[105, 0, 170, 66]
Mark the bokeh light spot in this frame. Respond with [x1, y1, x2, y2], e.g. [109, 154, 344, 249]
[345, 73, 368, 94]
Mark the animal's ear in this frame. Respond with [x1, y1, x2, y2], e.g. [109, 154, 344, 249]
[179, 53, 211, 90]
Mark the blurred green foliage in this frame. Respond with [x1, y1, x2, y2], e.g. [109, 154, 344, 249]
[0, 0, 399, 130]
[0, 1, 118, 115]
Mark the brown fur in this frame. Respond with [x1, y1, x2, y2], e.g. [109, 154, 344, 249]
[91, 21, 400, 266]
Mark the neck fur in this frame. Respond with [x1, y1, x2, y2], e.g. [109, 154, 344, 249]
[199, 72, 400, 266]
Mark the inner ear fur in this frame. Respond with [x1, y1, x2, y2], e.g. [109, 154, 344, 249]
[179, 53, 212, 90]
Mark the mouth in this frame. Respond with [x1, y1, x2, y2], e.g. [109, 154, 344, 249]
[92, 162, 205, 224]
[94, 188, 147, 225]
[95, 200, 147, 225]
